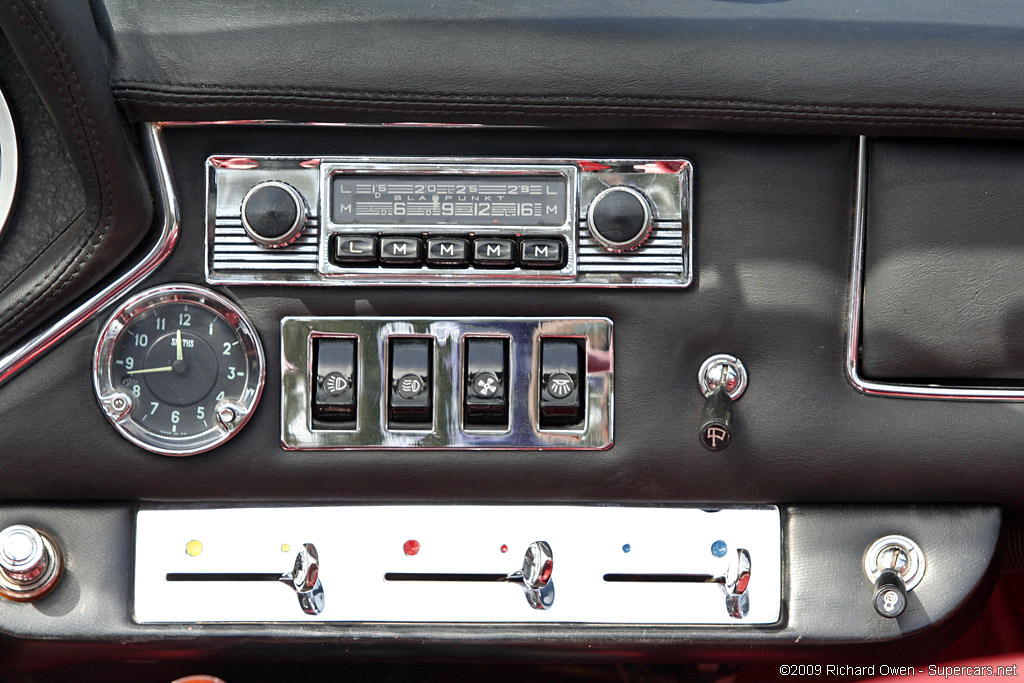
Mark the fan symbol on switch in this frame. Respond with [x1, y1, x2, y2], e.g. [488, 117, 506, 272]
[473, 373, 500, 397]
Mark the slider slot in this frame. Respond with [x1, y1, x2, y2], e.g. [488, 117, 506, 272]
[166, 573, 282, 582]
[603, 573, 716, 583]
[384, 572, 508, 582]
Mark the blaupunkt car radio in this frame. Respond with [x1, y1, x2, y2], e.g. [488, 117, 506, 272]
[206, 157, 692, 287]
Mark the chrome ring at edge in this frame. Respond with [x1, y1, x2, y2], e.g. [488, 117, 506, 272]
[93, 284, 266, 456]
[0, 87, 19, 241]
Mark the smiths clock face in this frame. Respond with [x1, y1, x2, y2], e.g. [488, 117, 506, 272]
[93, 285, 264, 455]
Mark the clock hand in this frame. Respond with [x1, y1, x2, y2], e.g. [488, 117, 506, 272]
[176, 329, 184, 361]
[127, 365, 174, 375]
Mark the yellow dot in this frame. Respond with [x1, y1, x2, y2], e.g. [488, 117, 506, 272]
[281, 544, 291, 553]
[185, 540, 203, 557]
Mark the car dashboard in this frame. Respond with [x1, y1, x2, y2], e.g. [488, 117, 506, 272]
[0, 1, 1022, 681]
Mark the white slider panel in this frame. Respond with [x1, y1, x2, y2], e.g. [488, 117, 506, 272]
[135, 505, 781, 625]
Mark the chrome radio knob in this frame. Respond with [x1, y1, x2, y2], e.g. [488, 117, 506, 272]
[587, 186, 653, 252]
[240, 180, 307, 248]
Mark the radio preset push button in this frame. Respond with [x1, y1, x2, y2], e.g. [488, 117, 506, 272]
[473, 239, 516, 268]
[426, 238, 470, 267]
[520, 239, 564, 269]
[380, 237, 422, 266]
[333, 235, 377, 266]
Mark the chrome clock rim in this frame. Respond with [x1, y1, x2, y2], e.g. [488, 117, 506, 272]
[93, 284, 265, 456]
[0, 87, 18, 240]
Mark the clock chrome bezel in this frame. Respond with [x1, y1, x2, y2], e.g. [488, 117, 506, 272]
[93, 284, 265, 456]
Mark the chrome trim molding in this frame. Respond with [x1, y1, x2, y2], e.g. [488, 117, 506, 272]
[0, 123, 179, 388]
[845, 136, 1024, 400]
[281, 316, 613, 450]
[135, 504, 781, 625]
[0, 87, 18, 240]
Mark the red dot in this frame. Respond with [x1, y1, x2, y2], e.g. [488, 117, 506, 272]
[403, 540, 421, 556]
[500, 544, 508, 553]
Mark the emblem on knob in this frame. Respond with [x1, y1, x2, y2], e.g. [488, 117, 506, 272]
[240, 181, 307, 248]
[587, 186, 653, 252]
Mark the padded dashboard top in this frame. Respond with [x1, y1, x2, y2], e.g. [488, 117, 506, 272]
[100, 0, 1024, 138]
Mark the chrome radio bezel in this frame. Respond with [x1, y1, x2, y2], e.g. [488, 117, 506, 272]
[206, 156, 692, 288]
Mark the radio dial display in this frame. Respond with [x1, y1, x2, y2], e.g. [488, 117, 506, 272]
[331, 174, 567, 227]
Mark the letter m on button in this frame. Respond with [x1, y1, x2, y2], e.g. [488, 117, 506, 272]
[440, 244, 454, 256]
[532, 245, 549, 257]
[486, 244, 502, 256]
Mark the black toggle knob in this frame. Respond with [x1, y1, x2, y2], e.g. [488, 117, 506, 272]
[873, 569, 908, 618]
[699, 384, 733, 451]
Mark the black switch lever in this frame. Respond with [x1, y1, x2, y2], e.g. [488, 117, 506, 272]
[697, 354, 747, 452]
[699, 385, 733, 451]
[873, 569, 908, 618]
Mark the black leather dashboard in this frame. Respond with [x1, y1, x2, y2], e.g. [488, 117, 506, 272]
[102, 0, 1024, 137]
[1, 1, 1023, 680]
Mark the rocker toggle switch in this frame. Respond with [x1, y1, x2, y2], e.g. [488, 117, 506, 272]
[388, 337, 433, 427]
[464, 337, 510, 428]
[697, 354, 748, 452]
[539, 339, 584, 428]
[314, 338, 357, 423]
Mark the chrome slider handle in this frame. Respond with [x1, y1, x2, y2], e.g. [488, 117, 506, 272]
[714, 548, 751, 619]
[279, 543, 325, 616]
[504, 541, 554, 610]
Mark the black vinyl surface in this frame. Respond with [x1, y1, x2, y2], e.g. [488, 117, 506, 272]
[0, 124, 1021, 518]
[0, 503, 1001, 669]
[863, 138, 1024, 381]
[99, 0, 1024, 138]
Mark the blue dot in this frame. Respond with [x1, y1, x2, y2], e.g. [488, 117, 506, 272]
[622, 544, 631, 553]
[711, 540, 728, 558]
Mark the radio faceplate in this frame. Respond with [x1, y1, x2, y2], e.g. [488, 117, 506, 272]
[206, 157, 692, 287]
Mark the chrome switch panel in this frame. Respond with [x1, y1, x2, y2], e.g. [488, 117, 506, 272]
[281, 317, 613, 450]
[134, 505, 782, 625]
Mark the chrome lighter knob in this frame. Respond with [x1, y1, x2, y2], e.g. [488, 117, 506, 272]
[0, 524, 63, 602]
